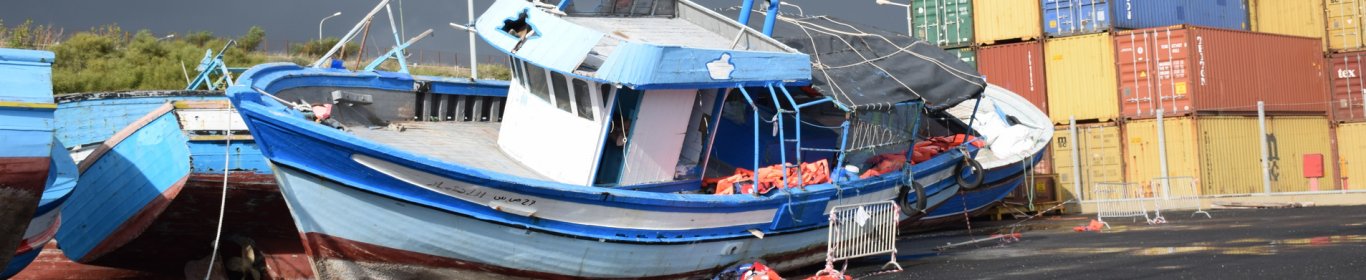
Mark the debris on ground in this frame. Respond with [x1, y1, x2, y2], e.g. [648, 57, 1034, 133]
[1072, 219, 1105, 232]
[934, 233, 1023, 251]
[1213, 201, 1315, 209]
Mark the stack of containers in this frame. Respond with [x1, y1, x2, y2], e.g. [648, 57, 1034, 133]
[1039, 0, 1255, 200]
[972, 0, 1055, 205]
[1250, 1, 1366, 190]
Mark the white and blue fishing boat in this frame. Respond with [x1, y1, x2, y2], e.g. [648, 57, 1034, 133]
[0, 48, 57, 276]
[2, 139, 77, 279]
[227, 0, 984, 278]
[911, 85, 1053, 227]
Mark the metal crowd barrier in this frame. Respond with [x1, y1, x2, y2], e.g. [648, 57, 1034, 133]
[1092, 182, 1156, 228]
[1151, 176, 1211, 221]
[815, 201, 902, 278]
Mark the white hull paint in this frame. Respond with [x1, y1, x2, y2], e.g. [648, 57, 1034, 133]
[272, 162, 833, 278]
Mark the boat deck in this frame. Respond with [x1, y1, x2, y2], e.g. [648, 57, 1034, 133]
[347, 122, 548, 180]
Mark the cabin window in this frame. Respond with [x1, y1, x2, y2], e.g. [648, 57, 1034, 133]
[600, 84, 614, 107]
[526, 62, 551, 102]
[572, 79, 594, 120]
[551, 72, 572, 113]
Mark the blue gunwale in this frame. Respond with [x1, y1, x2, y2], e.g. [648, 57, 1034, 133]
[229, 63, 976, 243]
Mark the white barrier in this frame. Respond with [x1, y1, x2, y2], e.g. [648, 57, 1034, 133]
[815, 201, 902, 278]
[1092, 182, 1155, 228]
[1152, 176, 1211, 220]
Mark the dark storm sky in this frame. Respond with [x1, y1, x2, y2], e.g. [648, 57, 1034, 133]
[0, 0, 909, 64]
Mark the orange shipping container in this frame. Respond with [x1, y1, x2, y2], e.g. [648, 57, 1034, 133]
[1327, 51, 1366, 123]
[979, 41, 1048, 114]
[1114, 25, 1329, 120]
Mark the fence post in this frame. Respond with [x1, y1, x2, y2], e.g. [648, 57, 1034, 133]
[1069, 116, 1082, 201]
[1258, 101, 1272, 194]
[1157, 108, 1170, 199]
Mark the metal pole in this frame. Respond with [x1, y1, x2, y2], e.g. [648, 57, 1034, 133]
[1258, 101, 1272, 194]
[761, 0, 780, 36]
[468, 0, 479, 80]
[1157, 108, 1170, 199]
[738, 0, 756, 25]
[1070, 116, 1082, 200]
[319, 12, 342, 40]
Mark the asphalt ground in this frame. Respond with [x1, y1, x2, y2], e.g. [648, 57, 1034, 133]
[823, 205, 1366, 279]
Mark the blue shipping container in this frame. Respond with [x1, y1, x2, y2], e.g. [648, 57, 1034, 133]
[1042, 0, 1249, 37]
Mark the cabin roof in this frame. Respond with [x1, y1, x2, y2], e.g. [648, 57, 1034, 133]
[475, 0, 811, 90]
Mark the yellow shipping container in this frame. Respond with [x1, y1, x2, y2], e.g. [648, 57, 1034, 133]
[1248, 0, 1327, 51]
[1338, 123, 1366, 189]
[972, 0, 1041, 45]
[1328, 0, 1366, 51]
[1045, 33, 1118, 124]
[1122, 118, 1201, 195]
[1123, 116, 1335, 197]
[1051, 122, 1123, 201]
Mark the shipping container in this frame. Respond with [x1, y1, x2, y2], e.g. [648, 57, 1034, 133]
[979, 41, 1048, 114]
[1124, 116, 1335, 196]
[947, 47, 977, 68]
[912, 0, 974, 48]
[1114, 25, 1329, 120]
[1035, 143, 1054, 175]
[1327, 0, 1366, 52]
[1045, 33, 1118, 123]
[1248, 0, 1327, 51]
[1327, 51, 1366, 123]
[973, 0, 1042, 45]
[1338, 123, 1366, 189]
[1051, 122, 1123, 202]
[1042, 0, 1249, 38]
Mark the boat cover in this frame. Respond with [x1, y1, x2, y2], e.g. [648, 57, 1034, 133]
[768, 15, 985, 111]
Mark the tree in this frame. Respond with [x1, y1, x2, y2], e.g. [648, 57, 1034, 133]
[238, 26, 265, 52]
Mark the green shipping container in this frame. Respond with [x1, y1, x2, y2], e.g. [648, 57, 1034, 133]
[947, 47, 977, 69]
[912, 0, 974, 48]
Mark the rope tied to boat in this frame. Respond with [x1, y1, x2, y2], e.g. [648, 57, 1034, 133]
[204, 102, 235, 280]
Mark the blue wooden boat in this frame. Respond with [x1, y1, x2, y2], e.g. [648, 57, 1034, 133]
[0, 48, 56, 275]
[1, 138, 77, 279]
[227, 0, 986, 278]
[913, 85, 1053, 227]
[51, 91, 312, 278]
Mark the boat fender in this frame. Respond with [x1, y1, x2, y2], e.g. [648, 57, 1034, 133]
[956, 157, 984, 190]
[897, 181, 927, 216]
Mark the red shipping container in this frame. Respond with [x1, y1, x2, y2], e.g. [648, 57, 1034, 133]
[978, 41, 1048, 114]
[1114, 25, 1329, 119]
[1327, 51, 1366, 123]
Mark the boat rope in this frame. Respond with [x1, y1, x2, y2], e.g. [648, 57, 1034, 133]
[204, 104, 235, 280]
[958, 185, 976, 245]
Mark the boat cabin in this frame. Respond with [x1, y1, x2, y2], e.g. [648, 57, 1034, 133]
[477, 0, 810, 187]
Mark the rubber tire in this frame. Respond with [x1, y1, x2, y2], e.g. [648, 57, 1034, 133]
[897, 181, 927, 216]
[956, 158, 985, 191]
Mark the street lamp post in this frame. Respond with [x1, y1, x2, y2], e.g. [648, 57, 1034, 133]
[319, 12, 343, 40]
[875, 0, 912, 36]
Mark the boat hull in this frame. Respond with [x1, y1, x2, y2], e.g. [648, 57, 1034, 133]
[272, 163, 829, 279]
[0, 155, 51, 271]
[909, 151, 1045, 229]
[52, 93, 309, 278]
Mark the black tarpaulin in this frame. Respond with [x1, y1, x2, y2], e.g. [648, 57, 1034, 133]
[769, 15, 985, 111]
